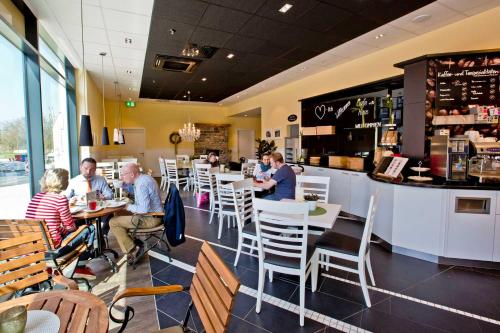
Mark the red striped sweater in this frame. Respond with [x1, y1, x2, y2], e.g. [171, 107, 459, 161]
[25, 192, 77, 248]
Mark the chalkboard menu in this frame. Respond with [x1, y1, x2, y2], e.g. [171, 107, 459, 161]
[301, 97, 377, 128]
[436, 65, 499, 108]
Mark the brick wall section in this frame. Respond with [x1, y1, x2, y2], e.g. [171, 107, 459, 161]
[194, 123, 230, 163]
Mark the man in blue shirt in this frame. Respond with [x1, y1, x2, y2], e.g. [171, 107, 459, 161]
[65, 157, 113, 201]
[254, 152, 296, 201]
[109, 163, 163, 264]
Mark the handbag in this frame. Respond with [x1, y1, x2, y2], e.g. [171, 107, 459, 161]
[196, 192, 209, 207]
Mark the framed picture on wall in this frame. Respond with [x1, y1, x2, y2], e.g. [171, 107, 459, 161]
[265, 129, 272, 138]
[274, 128, 281, 138]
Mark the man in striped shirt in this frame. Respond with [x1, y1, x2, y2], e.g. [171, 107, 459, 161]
[110, 163, 163, 264]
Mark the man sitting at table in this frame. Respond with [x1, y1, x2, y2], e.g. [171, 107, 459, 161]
[109, 163, 163, 264]
[254, 152, 296, 201]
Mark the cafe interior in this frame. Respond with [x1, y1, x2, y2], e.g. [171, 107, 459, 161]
[1, 0, 500, 332]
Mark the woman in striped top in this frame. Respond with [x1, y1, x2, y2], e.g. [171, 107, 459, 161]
[25, 168, 95, 259]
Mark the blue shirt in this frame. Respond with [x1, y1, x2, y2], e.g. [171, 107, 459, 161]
[64, 174, 113, 199]
[272, 164, 296, 200]
[126, 174, 163, 214]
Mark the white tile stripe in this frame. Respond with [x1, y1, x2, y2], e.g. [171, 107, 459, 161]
[185, 203, 500, 327]
[149, 249, 369, 332]
[184, 234, 259, 259]
[321, 273, 500, 326]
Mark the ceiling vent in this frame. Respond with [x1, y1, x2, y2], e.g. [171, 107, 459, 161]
[153, 55, 201, 73]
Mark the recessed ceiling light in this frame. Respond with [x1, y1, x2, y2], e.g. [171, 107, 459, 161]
[244, 114, 248, 117]
[183, 95, 187, 98]
[200, 96, 203, 99]
[412, 14, 431, 23]
[301, 67, 306, 71]
[124, 37, 132, 44]
[169, 28, 176, 35]
[375, 34, 385, 39]
[201, 77, 207, 81]
[126, 70, 132, 74]
[227, 53, 235, 59]
[279, 3, 293, 13]
[152, 80, 156, 84]
[236, 95, 240, 99]
[128, 87, 132, 91]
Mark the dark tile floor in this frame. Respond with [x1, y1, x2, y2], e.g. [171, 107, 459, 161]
[149, 191, 500, 333]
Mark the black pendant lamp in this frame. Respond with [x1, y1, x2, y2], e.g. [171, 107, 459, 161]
[100, 52, 110, 145]
[78, 0, 93, 146]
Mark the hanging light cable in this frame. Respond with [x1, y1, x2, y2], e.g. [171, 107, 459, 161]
[78, 0, 93, 146]
[179, 91, 201, 141]
[100, 52, 110, 145]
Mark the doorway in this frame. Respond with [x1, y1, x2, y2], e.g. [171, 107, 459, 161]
[119, 128, 146, 166]
[237, 129, 255, 161]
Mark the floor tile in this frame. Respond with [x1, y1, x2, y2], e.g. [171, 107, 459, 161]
[319, 274, 389, 306]
[228, 315, 272, 332]
[239, 269, 298, 301]
[150, 256, 171, 275]
[153, 264, 194, 287]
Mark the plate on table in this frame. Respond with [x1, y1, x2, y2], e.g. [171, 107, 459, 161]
[83, 206, 104, 213]
[70, 206, 84, 214]
[106, 200, 127, 208]
[25, 310, 60, 333]
[408, 176, 433, 182]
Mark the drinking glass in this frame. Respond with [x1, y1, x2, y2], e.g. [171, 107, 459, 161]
[0, 306, 27, 333]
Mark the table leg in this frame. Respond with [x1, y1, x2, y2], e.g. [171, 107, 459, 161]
[88, 217, 118, 273]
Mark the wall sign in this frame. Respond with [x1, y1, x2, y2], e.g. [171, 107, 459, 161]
[287, 114, 297, 122]
[301, 97, 376, 127]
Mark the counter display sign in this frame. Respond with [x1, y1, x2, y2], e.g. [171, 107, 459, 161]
[436, 65, 499, 108]
[301, 97, 376, 127]
[288, 114, 297, 122]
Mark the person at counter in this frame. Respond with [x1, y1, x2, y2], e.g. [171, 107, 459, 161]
[253, 153, 273, 180]
[254, 152, 296, 201]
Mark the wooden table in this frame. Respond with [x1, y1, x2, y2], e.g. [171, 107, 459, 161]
[0, 290, 108, 333]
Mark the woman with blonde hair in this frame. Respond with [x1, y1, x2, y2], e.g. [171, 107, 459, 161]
[25, 168, 95, 261]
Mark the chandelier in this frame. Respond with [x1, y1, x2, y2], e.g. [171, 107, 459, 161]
[179, 91, 201, 141]
[181, 43, 200, 57]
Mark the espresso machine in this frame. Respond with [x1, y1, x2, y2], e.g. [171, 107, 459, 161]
[430, 135, 469, 181]
[468, 141, 500, 183]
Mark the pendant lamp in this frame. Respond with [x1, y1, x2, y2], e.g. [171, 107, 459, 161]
[100, 52, 110, 145]
[78, 0, 93, 146]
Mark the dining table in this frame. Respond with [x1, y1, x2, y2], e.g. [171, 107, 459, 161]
[0, 290, 109, 333]
[279, 199, 341, 229]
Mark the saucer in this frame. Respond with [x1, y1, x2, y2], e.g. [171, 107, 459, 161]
[105, 200, 127, 208]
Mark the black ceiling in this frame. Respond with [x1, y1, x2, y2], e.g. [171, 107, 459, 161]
[140, 0, 435, 102]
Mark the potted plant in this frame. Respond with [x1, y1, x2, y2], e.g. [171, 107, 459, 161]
[303, 193, 319, 211]
[255, 139, 277, 159]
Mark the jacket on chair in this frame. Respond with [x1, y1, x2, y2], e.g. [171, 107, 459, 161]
[163, 185, 186, 247]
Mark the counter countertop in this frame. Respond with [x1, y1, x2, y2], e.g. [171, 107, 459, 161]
[296, 163, 369, 173]
[368, 173, 500, 190]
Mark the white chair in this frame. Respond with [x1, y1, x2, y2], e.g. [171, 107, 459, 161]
[196, 164, 219, 223]
[121, 157, 138, 164]
[117, 161, 128, 178]
[165, 159, 189, 192]
[253, 198, 313, 326]
[215, 173, 245, 239]
[101, 158, 118, 163]
[311, 191, 380, 307]
[231, 178, 258, 267]
[199, 154, 208, 160]
[296, 175, 330, 203]
[190, 159, 207, 195]
[241, 162, 255, 177]
[158, 157, 168, 191]
[96, 162, 115, 181]
[247, 159, 259, 164]
[176, 155, 190, 163]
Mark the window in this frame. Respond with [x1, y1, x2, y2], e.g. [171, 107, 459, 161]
[0, 34, 30, 218]
[41, 69, 70, 170]
[39, 36, 65, 77]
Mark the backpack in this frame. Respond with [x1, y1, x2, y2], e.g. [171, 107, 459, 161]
[163, 185, 186, 247]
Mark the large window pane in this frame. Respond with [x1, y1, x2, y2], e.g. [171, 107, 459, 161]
[41, 70, 70, 170]
[39, 37, 65, 77]
[0, 34, 30, 218]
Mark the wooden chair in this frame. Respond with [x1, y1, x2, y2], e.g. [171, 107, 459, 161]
[311, 191, 380, 307]
[0, 219, 90, 290]
[253, 198, 313, 326]
[110, 241, 240, 333]
[0, 220, 78, 298]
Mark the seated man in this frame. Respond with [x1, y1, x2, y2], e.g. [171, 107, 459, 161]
[65, 157, 113, 234]
[109, 163, 163, 264]
[253, 152, 296, 201]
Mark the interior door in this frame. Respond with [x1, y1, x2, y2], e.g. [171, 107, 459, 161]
[119, 128, 146, 167]
[237, 129, 255, 160]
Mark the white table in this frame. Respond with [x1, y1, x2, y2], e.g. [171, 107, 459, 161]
[280, 199, 341, 229]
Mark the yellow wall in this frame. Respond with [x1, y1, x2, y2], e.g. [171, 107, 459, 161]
[226, 6, 500, 147]
[0, 0, 25, 37]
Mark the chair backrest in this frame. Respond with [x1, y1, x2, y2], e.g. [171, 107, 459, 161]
[196, 164, 212, 192]
[96, 162, 115, 181]
[230, 178, 254, 232]
[208, 167, 220, 199]
[165, 159, 179, 180]
[241, 162, 255, 176]
[216, 173, 244, 183]
[101, 158, 118, 163]
[117, 161, 128, 178]
[0, 219, 49, 296]
[191, 241, 240, 333]
[247, 159, 259, 164]
[121, 157, 138, 164]
[158, 157, 167, 177]
[359, 190, 380, 257]
[199, 154, 208, 160]
[176, 155, 190, 163]
[296, 175, 330, 203]
[253, 198, 310, 270]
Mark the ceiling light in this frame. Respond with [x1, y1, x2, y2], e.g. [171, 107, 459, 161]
[183, 95, 187, 98]
[301, 67, 306, 71]
[152, 80, 156, 84]
[169, 28, 176, 35]
[412, 14, 431, 23]
[124, 37, 132, 44]
[182, 42, 200, 57]
[128, 87, 132, 91]
[179, 91, 200, 141]
[200, 96, 203, 99]
[126, 70, 132, 74]
[244, 114, 248, 117]
[279, 3, 293, 13]
[375, 33, 385, 39]
[201, 77, 207, 81]
[236, 95, 240, 98]
[227, 53, 235, 59]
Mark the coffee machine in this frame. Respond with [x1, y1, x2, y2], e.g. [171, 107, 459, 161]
[430, 135, 469, 181]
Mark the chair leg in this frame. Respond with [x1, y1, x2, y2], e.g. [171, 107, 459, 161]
[256, 266, 266, 313]
[311, 250, 319, 292]
[209, 194, 215, 224]
[217, 214, 224, 240]
[234, 233, 243, 267]
[268, 270, 273, 282]
[299, 275, 306, 326]
[250, 239, 256, 254]
[358, 259, 371, 307]
[366, 251, 376, 286]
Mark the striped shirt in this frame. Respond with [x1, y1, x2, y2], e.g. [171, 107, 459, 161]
[25, 192, 76, 248]
[126, 174, 163, 214]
